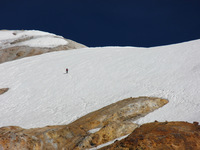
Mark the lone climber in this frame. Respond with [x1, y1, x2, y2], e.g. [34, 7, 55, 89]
[66, 68, 68, 74]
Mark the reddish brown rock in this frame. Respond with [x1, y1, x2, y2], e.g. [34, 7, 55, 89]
[100, 121, 200, 150]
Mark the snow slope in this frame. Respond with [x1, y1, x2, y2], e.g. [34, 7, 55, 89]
[0, 39, 200, 128]
[0, 30, 68, 49]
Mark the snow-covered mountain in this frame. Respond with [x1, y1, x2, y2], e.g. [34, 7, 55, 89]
[0, 38, 200, 129]
[0, 30, 68, 49]
[0, 30, 86, 63]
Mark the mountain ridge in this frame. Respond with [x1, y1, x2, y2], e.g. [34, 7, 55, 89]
[0, 30, 87, 63]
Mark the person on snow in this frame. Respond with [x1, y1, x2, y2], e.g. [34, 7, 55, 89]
[66, 68, 68, 74]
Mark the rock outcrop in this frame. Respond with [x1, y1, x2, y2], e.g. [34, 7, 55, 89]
[0, 97, 168, 150]
[101, 121, 200, 150]
[0, 30, 87, 63]
[0, 88, 9, 95]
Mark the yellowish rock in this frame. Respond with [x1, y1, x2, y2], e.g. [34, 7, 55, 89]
[0, 97, 168, 149]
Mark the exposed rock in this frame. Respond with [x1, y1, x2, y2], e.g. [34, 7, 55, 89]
[0, 30, 87, 63]
[0, 97, 168, 150]
[0, 88, 9, 95]
[100, 121, 200, 150]
[72, 97, 168, 149]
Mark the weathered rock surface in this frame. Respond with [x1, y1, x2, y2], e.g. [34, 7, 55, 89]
[0, 88, 9, 95]
[101, 121, 200, 150]
[0, 97, 168, 150]
[0, 30, 87, 63]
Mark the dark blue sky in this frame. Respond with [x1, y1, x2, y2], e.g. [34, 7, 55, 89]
[1, 0, 200, 47]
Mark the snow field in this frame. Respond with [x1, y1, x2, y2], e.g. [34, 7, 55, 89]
[0, 39, 200, 128]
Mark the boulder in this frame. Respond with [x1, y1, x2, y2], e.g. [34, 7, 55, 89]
[0, 97, 168, 150]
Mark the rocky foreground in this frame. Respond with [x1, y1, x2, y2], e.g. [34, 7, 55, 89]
[0, 30, 87, 63]
[101, 121, 200, 150]
[0, 97, 168, 150]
